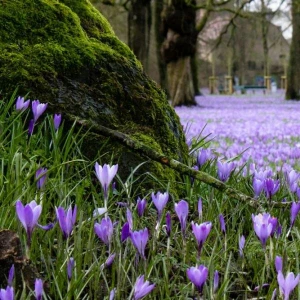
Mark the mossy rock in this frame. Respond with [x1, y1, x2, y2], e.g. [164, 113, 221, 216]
[0, 0, 189, 196]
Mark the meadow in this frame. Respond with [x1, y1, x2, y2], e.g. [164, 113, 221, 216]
[0, 90, 300, 300]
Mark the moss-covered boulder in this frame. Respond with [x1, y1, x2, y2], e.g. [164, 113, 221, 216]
[0, 0, 188, 194]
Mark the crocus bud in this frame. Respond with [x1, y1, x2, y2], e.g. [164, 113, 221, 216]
[109, 288, 116, 300]
[136, 197, 146, 217]
[213, 271, 219, 293]
[67, 257, 75, 281]
[7, 265, 14, 287]
[53, 114, 62, 130]
[121, 222, 130, 242]
[239, 235, 245, 257]
[166, 212, 171, 237]
[35, 167, 47, 190]
[174, 200, 189, 237]
[35, 279, 43, 300]
[275, 256, 283, 273]
[219, 214, 226, 234]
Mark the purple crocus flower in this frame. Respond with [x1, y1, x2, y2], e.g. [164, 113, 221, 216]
[239, 235, 246, 257]
[264, 178, 280, 199]
[253, 177, 265, 198]
[166, 211, 171, 237]
[290, 202, 300, 228]
[121, 222, 131, 242]
[197, 148, 212, 168]
[16, 200, 42, 247]
[94, 216, 114, 246]
[151, 191, 169, 219]
[191, 221, 212, 256]
[277, 271, 300, 300]
[35, 167, 47, 189]
[34, 279, 43, 300]
[252, 213, 273, 248]
[219, 214, 226, 234]
[275, 256, 283, 273]
[285, 170, 299, 193]
[217, 161, 235, 182]
[174, 200, 189, 237]
[136, 197, 146, 217]
[187, 265, 208, 293]
[32, 100, 48, 122]
[55, 205, 77, 239]
[16, 96, 30, 111]
[67, 257, 75, 281]
[7, 265, 14, 287]
[133, 275, 155, 300]
[28, 119, 34, 136]
[214, 271, 219, 293]
[0, 286, 14, 300]
[53, 114, 62, 130]
[130, 228, 149, 259]
[95, 163, 118, 201]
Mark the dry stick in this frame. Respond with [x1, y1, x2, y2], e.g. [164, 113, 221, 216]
[70, 117, 287, 208]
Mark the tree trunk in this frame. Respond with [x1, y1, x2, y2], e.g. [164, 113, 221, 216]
[286, 0, 300, 100]
[260, 0, 270, 78]
[128, 0, 152, 72]
[161, 0, 198, 106]
[154, 0, 168, 93]
[168, 56, 195, 106]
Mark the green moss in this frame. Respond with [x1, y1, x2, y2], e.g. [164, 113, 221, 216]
[0, 0, 188, 195]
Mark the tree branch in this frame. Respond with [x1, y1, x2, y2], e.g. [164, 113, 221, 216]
[69, 115, 260, 207]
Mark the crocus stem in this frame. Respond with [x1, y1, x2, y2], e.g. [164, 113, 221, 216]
[183, 238, 187, 264]
[167, 237, 170, 259]
[265, 249, 270, 279]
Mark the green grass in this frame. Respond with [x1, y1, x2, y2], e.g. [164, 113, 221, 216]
[0, 92, 299, 299]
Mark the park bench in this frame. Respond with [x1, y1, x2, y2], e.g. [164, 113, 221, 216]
[234, 85, 267, 94]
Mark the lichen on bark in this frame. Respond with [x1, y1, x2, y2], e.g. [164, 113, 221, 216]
[0, 0, 189, 196]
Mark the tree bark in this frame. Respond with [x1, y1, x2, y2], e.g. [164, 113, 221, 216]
[286, 0, 300, 100]
[168, 56, 195, 106]
[161, 0, 198, 106]
[154, 0, 168, 93]
[128, 0, 152, 72]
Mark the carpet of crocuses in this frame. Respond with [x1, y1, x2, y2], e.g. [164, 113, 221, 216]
[176, 90, 300, 173]
[1, 92, 300, 300]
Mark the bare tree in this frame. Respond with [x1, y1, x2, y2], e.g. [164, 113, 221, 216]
[286, 0, 300, 99]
